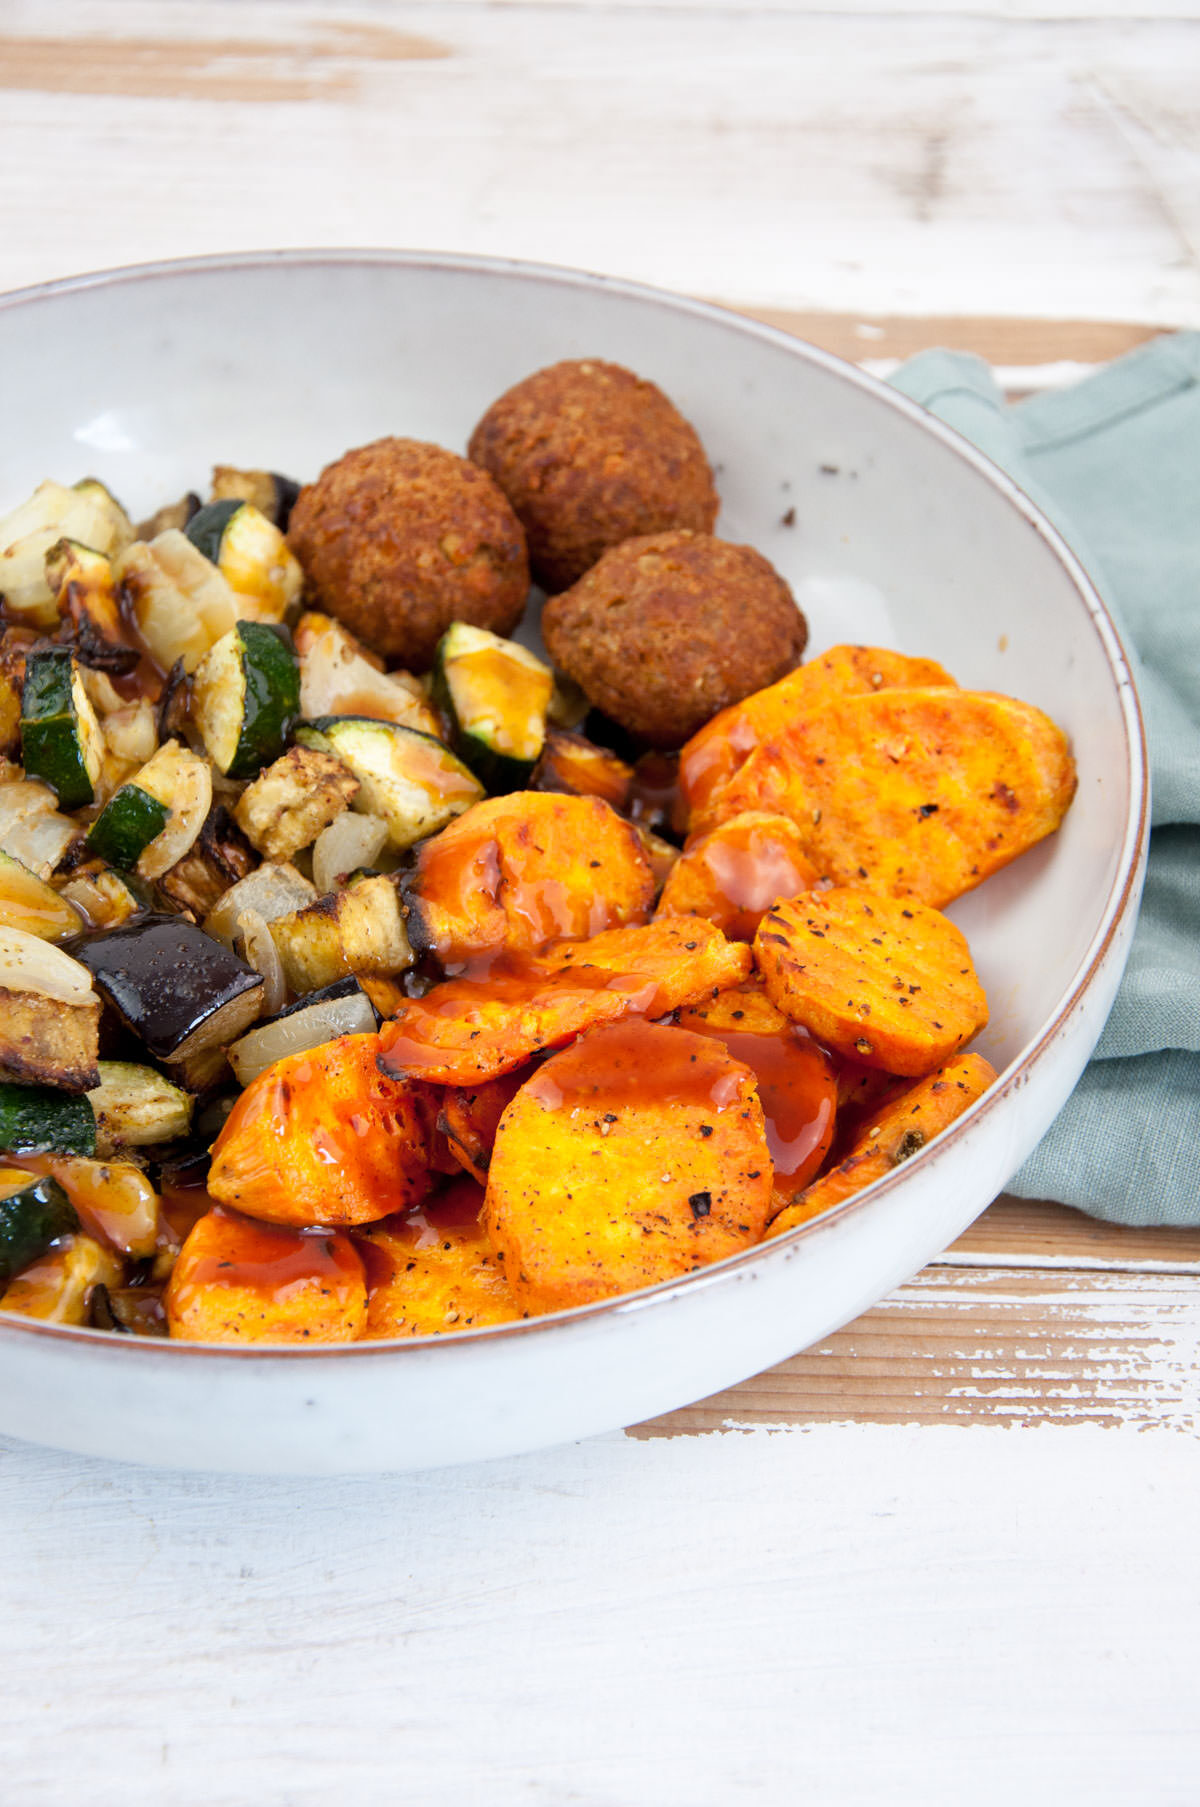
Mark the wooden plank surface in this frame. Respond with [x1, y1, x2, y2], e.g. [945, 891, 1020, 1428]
[1, 1, 1198, 327]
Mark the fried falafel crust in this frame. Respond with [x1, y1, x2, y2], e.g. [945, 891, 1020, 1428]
[287, 436, 530, 669]
[467, 358, 718, 592]
[541, 529, 807, 748]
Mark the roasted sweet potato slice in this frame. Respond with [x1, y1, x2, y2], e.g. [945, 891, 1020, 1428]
[677, 982, 838, 1205]
[402, 790, 655, 969]
[680, 645, 956, 827]
[766, 1053, 997, 1233]
[436, 1069, 529, 1184]
[208, 1033, 435, 1226]
[754, 888, 988, 1076]
[165, 1204, 368, 1343]
[656, 810, 819, 940]
[485, 1017, 772, 1313]
[356, 1176, 524, 1337]
[706, 687, 1076, 905]
[378, 916, 753, 1085]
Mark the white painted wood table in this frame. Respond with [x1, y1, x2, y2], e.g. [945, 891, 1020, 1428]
[1, 8, 1198, 1802]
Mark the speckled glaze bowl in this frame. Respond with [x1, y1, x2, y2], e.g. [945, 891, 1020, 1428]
[0, 252, 1147, 1472]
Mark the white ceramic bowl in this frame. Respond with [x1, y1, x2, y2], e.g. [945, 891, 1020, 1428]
[0, 251, 1146, 1473]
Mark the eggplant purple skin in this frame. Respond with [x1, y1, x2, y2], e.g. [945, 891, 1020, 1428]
[66, 913, 263, 1061]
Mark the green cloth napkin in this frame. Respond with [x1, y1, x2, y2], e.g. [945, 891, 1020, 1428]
[890, 336, 1200, 1226]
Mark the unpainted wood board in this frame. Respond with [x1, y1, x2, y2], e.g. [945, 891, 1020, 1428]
[633, 1263, 1200, 1433]
[946, 1193, 1200, 1271]
[0, 3, 1197, 322]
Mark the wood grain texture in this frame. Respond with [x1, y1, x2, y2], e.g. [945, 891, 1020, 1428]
[3, 1420, 1200, 1806]
[0, 1, 1196, 325]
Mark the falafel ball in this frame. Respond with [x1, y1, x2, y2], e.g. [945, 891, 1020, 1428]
[287, 436, 530, 670]
[467, 359, 718, 593]
[541, 530, 807, 750]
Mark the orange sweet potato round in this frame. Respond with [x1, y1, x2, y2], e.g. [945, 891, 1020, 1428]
[165, 1205, 367, 1343]
[485, 1016, 772, 1313]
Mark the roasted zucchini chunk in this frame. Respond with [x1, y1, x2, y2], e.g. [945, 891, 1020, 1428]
[116, 530, 239, 674]
[432, 621, 553, 793]
[87, 739, 212, 879]
[20, 647, 106, 809]
[0, 848, 85, 942]
[87, 1061, 193, 1155]
[0, 778, 80, 878]
[70, 913, 263, 1063]
[185, 499, 303, 621]
[192, 621, 300, 778]
[0, 1169, 79, 1287]
[233, 744, 359, 862]
[227, 976, 378, 1087]
[269, 873, 413, 993]
[530, 729, 634, 811]
[0, 1082, 96, 1156]
[0, 926, 101, 1091]
[209, 466, 301, 533]
[0, 479, 133, 629]
[45, 539, 139, 674]
[297, 717, 483, 850]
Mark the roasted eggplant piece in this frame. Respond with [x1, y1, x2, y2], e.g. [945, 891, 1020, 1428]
[233, 744, 358, 862]
[69, 913, 263, 1063]
[156, 805, 257, 920]
[227, 976, 378, 1086]
[0, 631, 27, 760]
[209, 465, 301, 532]
[0, 927, 101, 1091]
[269, 873, 413, 993]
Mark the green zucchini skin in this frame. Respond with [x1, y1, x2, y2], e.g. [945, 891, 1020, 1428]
[87, 784, 170, 871]
[0, 1083, 96, 1157]
[230, 623, 299, 778]
[0, 1174, 79, 1286]
[184, 499, 242, 565]
[432, 623, 551, 796]
[193, 622, 300, 778]
[19, 648, 99, 809]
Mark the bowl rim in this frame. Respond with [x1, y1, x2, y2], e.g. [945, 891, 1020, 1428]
[0, 246, 1150, 1362]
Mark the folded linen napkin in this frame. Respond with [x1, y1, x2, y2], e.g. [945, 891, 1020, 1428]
[890, 336, 1200, 1226]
